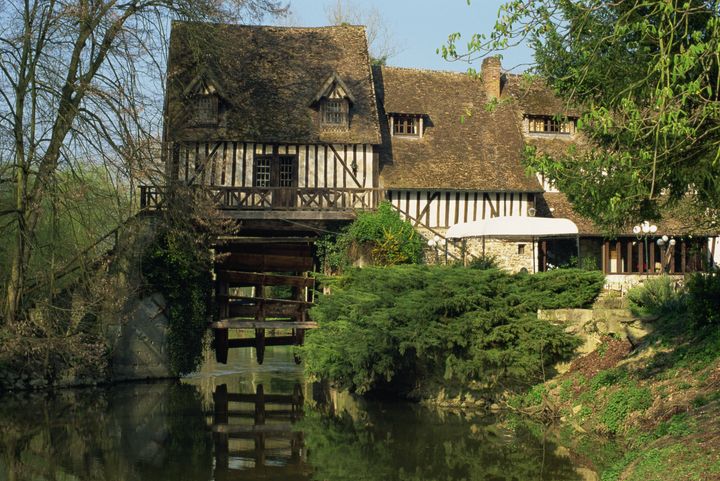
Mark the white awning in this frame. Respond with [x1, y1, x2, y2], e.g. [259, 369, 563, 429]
[446, 216, 579, 239]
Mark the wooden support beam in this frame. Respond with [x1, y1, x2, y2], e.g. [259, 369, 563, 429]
[217, 253, 314, 272]
[615, 240, 622, 274]
[214, 328, 229, 364]
[215, 243, 313, 257]
[216, 271, 315, 288]
[627, 241, 634, 273]
[228, 303, 304, 319]
[212, 320, 318, 329]
[212, 423, 296, 436]
[216, 295, 312, 307]
[228, 336, 297, 348]
[226, 392, 302, 404]
[638, 241, 644, 273]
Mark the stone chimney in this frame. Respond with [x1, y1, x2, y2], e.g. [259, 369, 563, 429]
[482, 56, 502, 99]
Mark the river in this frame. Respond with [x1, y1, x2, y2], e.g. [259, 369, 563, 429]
[0, 346, 606, 481]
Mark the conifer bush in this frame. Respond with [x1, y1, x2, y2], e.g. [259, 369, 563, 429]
[300, 266, 604, 395]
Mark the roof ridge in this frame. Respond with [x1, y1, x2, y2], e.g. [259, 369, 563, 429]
[382, 65, 481, 77]
[171, 20, 366, 32]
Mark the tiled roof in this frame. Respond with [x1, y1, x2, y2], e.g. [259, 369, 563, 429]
[166, 22, 381, 144]
[375, 66, 543, 192]
[538, 192, 719, 236]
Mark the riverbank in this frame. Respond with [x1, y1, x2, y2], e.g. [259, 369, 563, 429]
[510, 311, 720, 480]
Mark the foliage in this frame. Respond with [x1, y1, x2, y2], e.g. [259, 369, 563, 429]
[317, 202, 424, 273]
[467, 254, 500, 270]
[300, 266, 603, 395]
[142, 228, 212, 376]
[0, 0, 285, 323]
[443, 0, 720, 231]
[600, 385, 653, 434]
[685, 271, 720, 327]
[626, 276, 687, 318]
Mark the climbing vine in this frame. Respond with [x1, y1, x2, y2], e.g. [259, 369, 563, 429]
[143, 227, 212, 376]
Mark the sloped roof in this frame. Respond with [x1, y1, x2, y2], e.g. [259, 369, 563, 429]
[374, 66, 543, 192]
[538, 192, 720, 236]
[166, 22, 380, 144]
[504, 75, 582, 118]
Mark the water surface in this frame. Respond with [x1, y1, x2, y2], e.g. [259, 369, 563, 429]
[0, 347, 601, 481]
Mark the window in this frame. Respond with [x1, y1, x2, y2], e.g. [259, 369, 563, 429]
[279, 156, 294, 187]
[393, 115, 417, 135]
[321, 99, 348, 127]
[517, 244, 526, 255]
[192, 95, 218, 125]
[254, 156, 271, 187]
[527, 115, 575, 135]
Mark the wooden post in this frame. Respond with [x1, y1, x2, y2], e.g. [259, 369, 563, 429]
[216, 280, 230, 363]
[638, 241, 644, 273]
[649, 241, 656, 274]
[214, 328, 229, 364]
[602, 240, 609, 274]
[627, 241, 634, 273]
[255, 328, 266, 364]
[615, 240, 622, 274]
[681, 240, 687, 273]
[213, 384, 229, 471]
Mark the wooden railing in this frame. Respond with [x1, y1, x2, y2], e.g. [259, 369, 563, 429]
[139, 185, 383, 212]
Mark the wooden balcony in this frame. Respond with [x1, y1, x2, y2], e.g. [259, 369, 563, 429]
[139, 185, 383, 220]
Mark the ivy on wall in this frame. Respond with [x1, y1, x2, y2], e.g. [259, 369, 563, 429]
[142, 228, 212, 376]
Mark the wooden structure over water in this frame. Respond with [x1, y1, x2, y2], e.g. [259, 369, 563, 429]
[212, 238, 318, 364]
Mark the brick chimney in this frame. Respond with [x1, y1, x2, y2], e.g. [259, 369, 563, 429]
[482, 56, 502, 99]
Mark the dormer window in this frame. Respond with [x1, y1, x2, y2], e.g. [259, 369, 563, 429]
[311, 72, 356, 132]
[526, 115, 576, 135]
[183, 72, 226, 127]
[193, 94, 218, 125]
[321, 98, 348, 126]
[390, 114, 424, 138]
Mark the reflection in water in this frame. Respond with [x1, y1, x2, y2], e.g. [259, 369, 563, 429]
[212, 383, 308, 481]
[0, 346, 602, 481]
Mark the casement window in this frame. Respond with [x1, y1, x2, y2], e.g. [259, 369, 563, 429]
[527, 115, 575, 135]
[193, 95, 218, 125]
[321, 98, 349, 127]
[391, 114, 424, 137]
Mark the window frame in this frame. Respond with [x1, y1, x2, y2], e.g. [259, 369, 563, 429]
[321, 98, 349, 128]
[526, 115, 575, 135]
[391, 114, 423, 137]
[191, 94, 219, 126]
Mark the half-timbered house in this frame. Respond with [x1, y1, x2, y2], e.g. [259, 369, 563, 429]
[156, 21, 719, 278]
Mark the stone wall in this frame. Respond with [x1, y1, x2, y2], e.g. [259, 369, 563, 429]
[603, 274, 685, 294]
[108, 292, 173, 381]
[416, 227, 536, 272]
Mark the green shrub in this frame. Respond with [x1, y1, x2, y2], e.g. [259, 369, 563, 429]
[143, 229, 212, 375]
[467, 254, 500, 270]
[685, 271, 720, 327]
[301, 266, 603, 395]
[627, 276, 686, 318]
[317, 202, 424, 272]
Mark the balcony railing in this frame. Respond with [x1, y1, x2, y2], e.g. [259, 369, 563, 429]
[139, 185, 383, 212]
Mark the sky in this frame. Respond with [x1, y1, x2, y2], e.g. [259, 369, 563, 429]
[274, 0, 534, 73]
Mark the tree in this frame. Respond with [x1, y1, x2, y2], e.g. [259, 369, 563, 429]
[442, 0, 720, 231]
[325, 0, 398, 65]
[0, 0, 285, 323]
